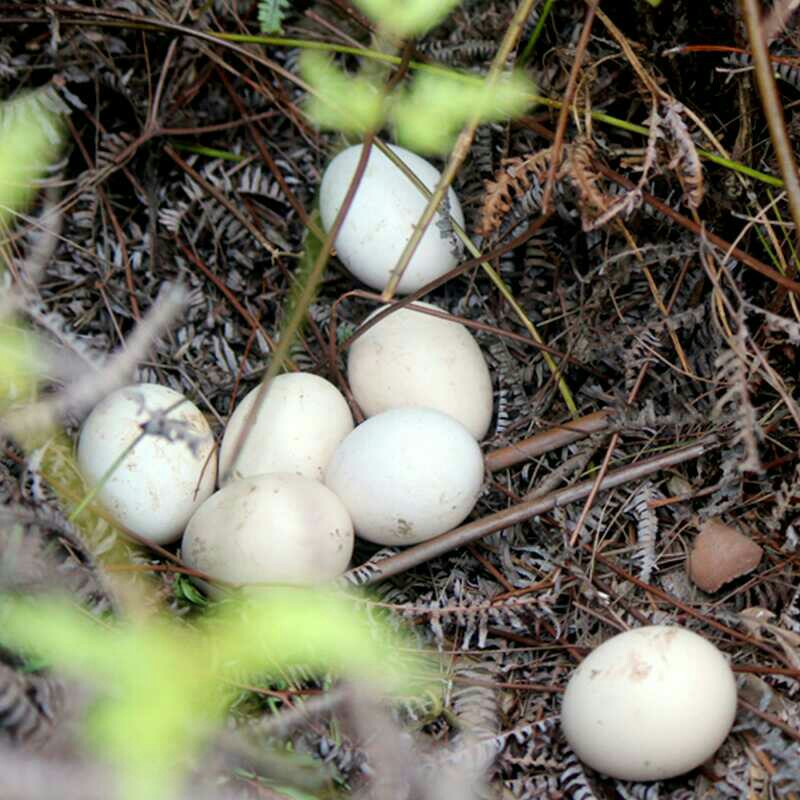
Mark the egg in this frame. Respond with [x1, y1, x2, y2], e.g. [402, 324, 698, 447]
[324, 407, 483, 545]
[181, 473, 354, 585]
[348, 302, 493, 440]
[561, 625, 738, 781]
[77, 383, 217, 545]
[218, 373, 354, 485]
[319, 144, 465, 294]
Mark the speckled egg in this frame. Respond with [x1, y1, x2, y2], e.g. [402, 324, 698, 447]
[319, 144, 464, 294]
[182, 473, 354, 585]
[324, 407, 484, 545]
[77, 383, 217, 545]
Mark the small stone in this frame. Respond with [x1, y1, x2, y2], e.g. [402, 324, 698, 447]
[688, 518, 763, 593]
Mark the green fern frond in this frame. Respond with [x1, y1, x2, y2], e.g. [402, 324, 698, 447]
[258, 0, 291, 34]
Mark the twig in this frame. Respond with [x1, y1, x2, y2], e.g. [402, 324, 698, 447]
[220, 136, 377, 483]
[1, 283, 188, 441]
[164, 143, 281, 259]
[343, 437, 715, 586]
[485, 410, 611, 471]
[380, 0, 537, 299]
[761, 0, 800, 44]
[741, 0, 800, 274]
[0, 188, 62, 321]
[245, 685, 351, 739]
[175, 239, 283, 365]
[541, 0, 598, 213]
[374, 138, 578, 415]
[0, 746, 253, 800]
[220, 46, 417, 483]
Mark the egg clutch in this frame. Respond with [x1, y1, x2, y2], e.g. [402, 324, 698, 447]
[77, 299, 493, 581]
[75, 142, 741, 784]
[76, 140, 494, 581]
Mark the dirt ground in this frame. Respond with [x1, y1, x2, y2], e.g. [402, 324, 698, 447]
[1, 1, 800, 798]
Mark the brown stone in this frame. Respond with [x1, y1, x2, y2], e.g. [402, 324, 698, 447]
[688, 518, 764, 593]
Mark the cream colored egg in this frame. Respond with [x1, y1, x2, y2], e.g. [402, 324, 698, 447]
[348, 302, 493, 439]
[219, 373, 354, 485]
[181, 473, 354, 585]
[561, 625, 738, 781]
[319, 144, 464, 294]
[324, 407, 483, 545]
[77, 383, 217, 545]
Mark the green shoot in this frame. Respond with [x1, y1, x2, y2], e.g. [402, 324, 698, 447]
[0, 588, 428, 800]
[351, 0, 462, 36]
[258, 0, 291, 34]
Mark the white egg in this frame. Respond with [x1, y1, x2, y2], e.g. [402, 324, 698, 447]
[77, 383, 217, 545]
[219, 373, 354, 485]
[319, 144, 464, 294]
[181, 473, 354, 585]
[348, 302, 493, 440]
[324, 407, 483, 545]
[561, 625, 738, 781]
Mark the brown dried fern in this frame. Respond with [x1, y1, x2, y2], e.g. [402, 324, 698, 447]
[568, 135, 615, 231]
[0, 662, 64, 749]
[662, 99, 705, 209]
[713, 316, 763, 474]
[476, 147, 560, 237]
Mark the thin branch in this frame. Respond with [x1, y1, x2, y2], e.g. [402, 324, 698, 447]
[343, 437, 715, 586]
[1, 283, 188, 441]
[485, 410, 611, 471]
[761, 0, 800, 43]
[741, 0, 800, 267]
[380, 0, 538, 299]
[541, 0, 598, 212]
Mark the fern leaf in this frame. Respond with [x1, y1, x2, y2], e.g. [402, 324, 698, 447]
[258, 0, 291, 34]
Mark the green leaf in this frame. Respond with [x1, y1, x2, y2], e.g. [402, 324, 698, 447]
[390, 69, 536, 154]
[208, 588, 413, 688]
[174, 574, 208, 606]
[351, 0, 462, 35]
[0, 589, 434, 800]
[0, 324, 44, 406]
[0, 91, 62, 229]
[301, 52, 384, 135]
[258, 0, 291, 33]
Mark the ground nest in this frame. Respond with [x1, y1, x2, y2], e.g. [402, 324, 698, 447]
[1, 1, 800, 798]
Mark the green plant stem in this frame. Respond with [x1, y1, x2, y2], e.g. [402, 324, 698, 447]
[380, 0, 539, 301]
[208, 32, 781, 188]
[763, 190, 800, 317]
[68, 432, 144, 523]
[169, 141, 245, 161]
[374, 139, 577, 416]
[519, 0, 556, 65]
[460, 238, 577, 416]
[219, 133, 384, 476]
[44, 13, 783, 189]
[218, 37, 783, 188]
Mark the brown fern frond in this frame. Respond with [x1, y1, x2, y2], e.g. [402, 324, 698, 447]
[0, 663, 64, 749]
[639, 101, 664, 187]
[713, 318, 763, 474]
[568, 136, 607, 222]
[584, 187, 643, 231]
[663, 99, 705, 208]
[476, 147, 557, 237]
[569, 135, 642, 232]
